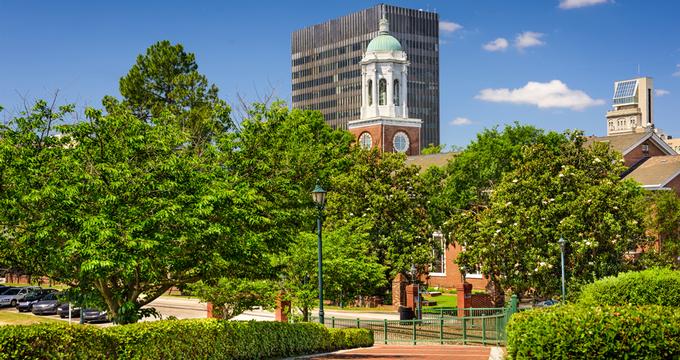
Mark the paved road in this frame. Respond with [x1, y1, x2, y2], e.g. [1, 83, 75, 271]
[307, 345, 495, 360]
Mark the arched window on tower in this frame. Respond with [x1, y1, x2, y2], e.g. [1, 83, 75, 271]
[367, 80, 373, 105]
[379, 79, 387, 105]
[393, 79, 400, 105]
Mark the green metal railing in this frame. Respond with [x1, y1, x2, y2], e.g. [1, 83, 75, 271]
[312, 295, 518, 346]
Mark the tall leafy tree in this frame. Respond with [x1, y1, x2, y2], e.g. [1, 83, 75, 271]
[114, 40, 231, 148]
[637, 190, 680, 269]
[0, 101, 287, 324]
[325, 149, 435, 281]
[442, 123, 568, 210]
[449, 132, 646, 303]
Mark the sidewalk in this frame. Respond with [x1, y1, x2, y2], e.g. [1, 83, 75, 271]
[305, 345, 498, 360]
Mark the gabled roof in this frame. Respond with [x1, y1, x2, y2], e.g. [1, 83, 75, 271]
[406, 152, 457, 171]
[624, 155, 680, 189]
[584, 131, 676, 156]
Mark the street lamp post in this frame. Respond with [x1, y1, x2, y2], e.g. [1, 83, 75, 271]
[558, 238, 566, 301]
[410, 264, 421, 320]
[311, 182, 327, 325]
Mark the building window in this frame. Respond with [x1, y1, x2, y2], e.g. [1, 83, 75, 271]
[359, 132, 372, 149]
[393, 131, 409, 153]
[379, 79, 387, 105]
[430, 231, 445, 276]
[393, 79, 400, 105]
[367, 80, 373, 105]
[608, 120, 614, 131]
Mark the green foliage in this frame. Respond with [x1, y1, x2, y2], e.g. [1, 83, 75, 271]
[421, 143, 445, 155]
[507, 304, 680, 359]
[450, 132, 646, 301]
[442, 123, 568, 210]
[279, 226, 387, 316]
[0, 100, 285, 324]
[115, 40, 232, 147]
[636, 191, 680, 269]
[189, 278, 276, 320]
[326, 149, 435, 279]
[0, 320, 373, 359]
[578, 268, 680, 307]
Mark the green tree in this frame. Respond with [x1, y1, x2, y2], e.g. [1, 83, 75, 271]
[442, 123, 568, 210]
[0, 101, 285, 323]
[636, 191, 680, 269]
[449, 132, 646, 303]
[325, 149, 435, 281]
[189, 278, 276, 320]
[114, 40, 231, 148]
[278, 225, 387, 319]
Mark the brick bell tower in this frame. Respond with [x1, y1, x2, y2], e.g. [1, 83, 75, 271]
[348, 15, 422, 155]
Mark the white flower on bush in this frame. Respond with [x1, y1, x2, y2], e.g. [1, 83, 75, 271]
[496, 219, 503, 224]
[593, 157, 602, 163]
[558, 173, 564, 178]
[512, 179, 518, 183]
[505, 201, 512, 206]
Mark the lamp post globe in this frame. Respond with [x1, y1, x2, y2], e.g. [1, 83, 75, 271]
[311, 182, 326, 325]
[312, 184, 327, 207]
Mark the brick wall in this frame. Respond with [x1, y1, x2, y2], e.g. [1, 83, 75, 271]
[349, 124, 420, 155]
[428, 243, 488, 290]
[624, 139, 667, 167]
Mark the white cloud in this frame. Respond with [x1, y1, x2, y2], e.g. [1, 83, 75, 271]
[475, 80, 605, 111]
[674, 64, 680, 77]
[440, 21, 463, 34]
[483, 38, 509, 52]
[655, 89, 670, 97]
[450, 117, 474, 126]
[515, 31, 545, 50]
[559, 0, 609, 9]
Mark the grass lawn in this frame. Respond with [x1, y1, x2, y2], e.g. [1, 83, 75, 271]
[423, 293, 457, 309]
[324, 305, 395, 313]
[0, 310, 63, 325]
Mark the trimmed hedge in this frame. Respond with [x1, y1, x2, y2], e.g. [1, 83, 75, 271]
[0, 319, 373, 360]
[507, 304, 680, 359]
[578, 267, 680, 306]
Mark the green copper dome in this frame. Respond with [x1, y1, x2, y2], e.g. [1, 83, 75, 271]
[366, 17, 402, 53]
[367, 34, 402, 52]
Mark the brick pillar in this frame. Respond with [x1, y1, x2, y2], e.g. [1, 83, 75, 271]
[456, 282, 472, 317]
[275, 292, 290, 322]
[405, 284, 418, 310]
[207, 302, 215, 318]
[391, 273, 408, 310]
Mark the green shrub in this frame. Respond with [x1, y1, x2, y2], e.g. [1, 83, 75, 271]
[0, 320, 373, 360]
[578, 267, 680, 306]
[507, 304, 680, 359]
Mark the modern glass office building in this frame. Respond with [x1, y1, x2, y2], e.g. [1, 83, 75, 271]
[291, 4, 440, 148]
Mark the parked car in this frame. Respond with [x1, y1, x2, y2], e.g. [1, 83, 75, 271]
[57, 303, 81, 318]
[31, 292, 61, 315]
[0, 286, 40, 307]
[536, 299, 559, 307]
[82, 308, 109, 323]
[0, 285, 14, 294]
[16, 289, 58, 312]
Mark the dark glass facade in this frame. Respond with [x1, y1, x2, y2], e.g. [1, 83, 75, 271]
[291, 4, 440, 148]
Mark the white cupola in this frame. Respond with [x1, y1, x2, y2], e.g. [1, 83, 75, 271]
[360, 16, 409, 119]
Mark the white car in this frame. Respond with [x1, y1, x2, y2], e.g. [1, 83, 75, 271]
[0, 287, 40, 307]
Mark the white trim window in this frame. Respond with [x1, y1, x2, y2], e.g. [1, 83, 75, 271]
[430, 231, 446, 276]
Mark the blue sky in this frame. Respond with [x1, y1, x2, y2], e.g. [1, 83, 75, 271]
[1, 0, 679, 148]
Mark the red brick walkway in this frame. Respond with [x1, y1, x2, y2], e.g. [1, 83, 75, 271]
[308, 345, 493, 359]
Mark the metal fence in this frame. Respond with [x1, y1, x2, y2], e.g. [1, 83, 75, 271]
[312, 295, 518, 346]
